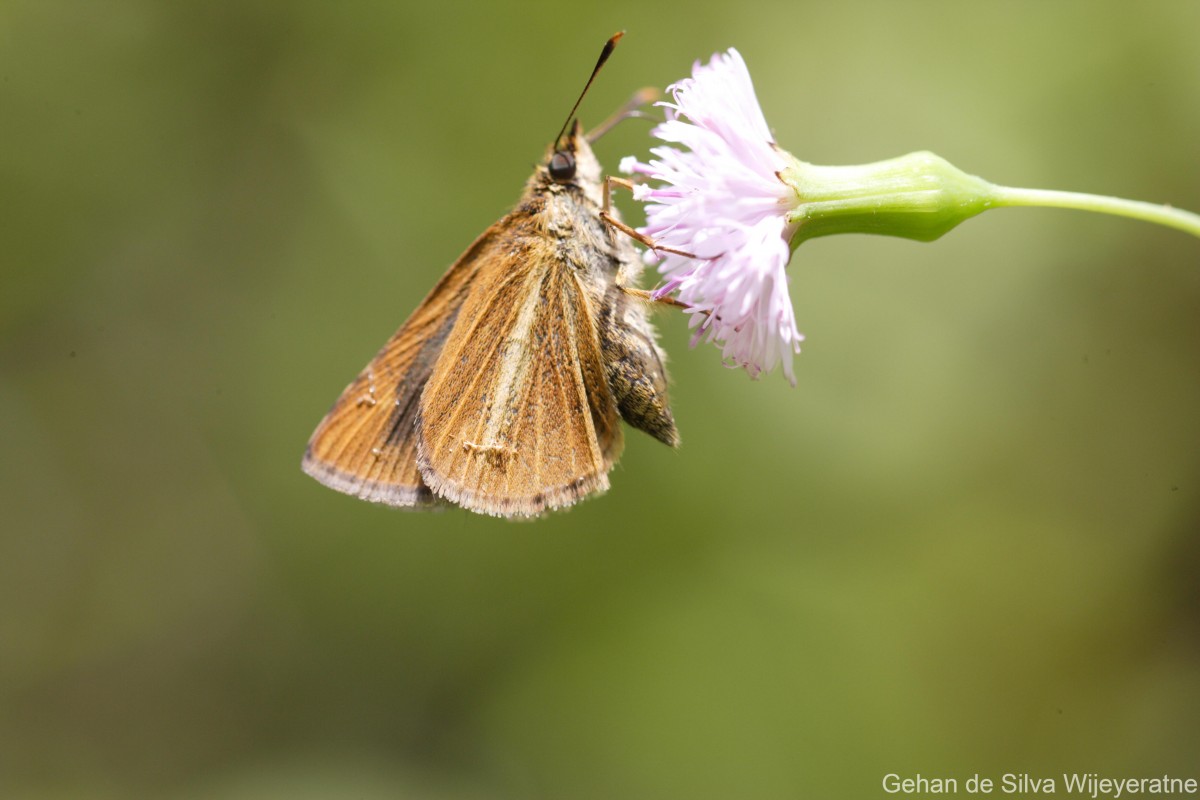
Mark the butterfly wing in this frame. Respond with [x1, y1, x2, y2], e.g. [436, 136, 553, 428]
[301, 230, 497, 507]
[415, 232, 623, 518]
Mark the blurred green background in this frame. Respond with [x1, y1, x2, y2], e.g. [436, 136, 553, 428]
[3, 1, 1198, 798]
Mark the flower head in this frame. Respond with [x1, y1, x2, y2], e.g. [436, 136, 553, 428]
[622, 49, 804, 384]
[623, 47, 1200, 389]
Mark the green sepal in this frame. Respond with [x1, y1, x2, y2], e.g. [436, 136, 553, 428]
[779, 150, 998, 249]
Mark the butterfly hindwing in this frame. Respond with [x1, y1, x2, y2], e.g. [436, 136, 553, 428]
[301, 230, 498, 507]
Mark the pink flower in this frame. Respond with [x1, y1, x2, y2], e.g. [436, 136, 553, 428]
[622, 49, 804, 384]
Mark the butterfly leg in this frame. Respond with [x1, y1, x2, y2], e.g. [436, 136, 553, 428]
[599, 176, 697, 259]
[600, 177, 692, 309]
[620, 287, 687, 309]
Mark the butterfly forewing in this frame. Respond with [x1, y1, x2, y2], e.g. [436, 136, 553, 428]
[415, 215, 623, 518]
[301, 230, 497, 506]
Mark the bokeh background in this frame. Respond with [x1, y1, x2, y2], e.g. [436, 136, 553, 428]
[3, 2, 1198, 798]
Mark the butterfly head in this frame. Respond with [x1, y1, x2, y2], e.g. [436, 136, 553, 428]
[543, 119, 602, 196]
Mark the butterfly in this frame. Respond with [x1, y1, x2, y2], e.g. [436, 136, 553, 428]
[302, 33, 679, 518]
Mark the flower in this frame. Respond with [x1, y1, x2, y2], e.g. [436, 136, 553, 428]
[622, 49, 805, 384]
[623, 47, 1200, 386]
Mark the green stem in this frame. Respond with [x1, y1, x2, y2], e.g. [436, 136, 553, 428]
[989, 186, 1200, 239]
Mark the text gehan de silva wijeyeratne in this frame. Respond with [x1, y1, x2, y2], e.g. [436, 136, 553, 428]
[882, 773, 1198, 798]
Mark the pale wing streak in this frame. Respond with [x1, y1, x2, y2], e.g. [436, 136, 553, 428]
[424, 266, 542, 461]
[475, 265, 548, 479]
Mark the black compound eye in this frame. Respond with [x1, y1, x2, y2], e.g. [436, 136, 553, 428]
[548, 151, 576, 182]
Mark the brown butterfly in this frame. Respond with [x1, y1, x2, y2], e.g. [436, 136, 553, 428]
[302, 33, 679, 518]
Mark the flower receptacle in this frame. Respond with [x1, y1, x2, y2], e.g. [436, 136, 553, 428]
[780, 151, 998, 248]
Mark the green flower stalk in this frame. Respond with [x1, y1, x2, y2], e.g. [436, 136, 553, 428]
[622, 49, 1200, 385]
[781, 151, 1200, 246]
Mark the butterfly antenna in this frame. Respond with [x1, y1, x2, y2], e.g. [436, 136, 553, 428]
[586, 86, 660, 143]
[554, 31, 624, 147]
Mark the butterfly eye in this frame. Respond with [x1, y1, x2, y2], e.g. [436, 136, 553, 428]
[548, 151, 576, 182]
